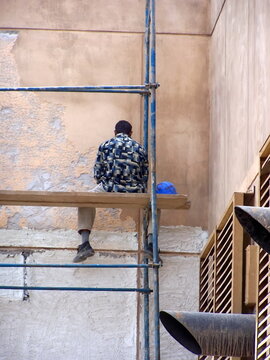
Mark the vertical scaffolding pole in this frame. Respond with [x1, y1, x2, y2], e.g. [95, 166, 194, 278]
[143, 0, 151, 359]
[150, 0, 160, 359]
[143, 0, 150, 154]
[0, 1, 160, 357]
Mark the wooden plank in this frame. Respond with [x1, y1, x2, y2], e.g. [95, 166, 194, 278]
[215, 291, 231, 312]
[0, 190, 191, 210]
[216, 259, 232, 279]
[261, 173, 270, 190]
[261, 182, 270, 200]
[216, 240, 232, 267]
[258, 314, 270, 335]
[215, 276, 232, 302]
[259, 294, 270, 309]
[231, 192, 244, 313]
[245, 245, 259, 305]
[260, 134, 270, 158]
[261, 155, 270, 176]
[216, 201, 233, 231]
[200, 231, 216, 259]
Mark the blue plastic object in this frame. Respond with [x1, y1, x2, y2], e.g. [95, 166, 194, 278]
[156, 181, 177, 194]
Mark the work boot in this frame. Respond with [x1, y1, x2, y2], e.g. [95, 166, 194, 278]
[73, 242, 95, 263]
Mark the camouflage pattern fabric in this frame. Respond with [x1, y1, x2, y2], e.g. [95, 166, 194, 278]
[94, 133, 148, 193]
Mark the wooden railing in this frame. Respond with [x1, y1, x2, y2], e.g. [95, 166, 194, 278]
[199, 136, 270, 360]
[256, 140, 270, 360]
[199, 193, 244, 360]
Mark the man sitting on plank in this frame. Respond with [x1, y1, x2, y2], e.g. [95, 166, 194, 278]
[74, 120, 149, 262]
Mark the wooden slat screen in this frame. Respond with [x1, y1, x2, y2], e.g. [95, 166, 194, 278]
[215, 213, 233, 314]
[199, 193, 244, 360]
[260, 155, 270, 207]
[199, 233, 215, 313]
[256, 148, 270, 360]
[199, 356, 229, 360]
[257, 249, 270, 360]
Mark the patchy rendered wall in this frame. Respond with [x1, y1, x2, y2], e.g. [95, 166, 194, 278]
[209, 0, 270, 231]
[0, 226, 207, 360]
[0, 30, 142, 232]
[0, 230, 139, 360]
[0, 0, 209, 229]
[0, 1, 210, 359]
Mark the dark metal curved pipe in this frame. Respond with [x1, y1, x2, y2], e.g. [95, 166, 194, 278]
[160, 311, 255, 357]
[235, 205, 270, 253]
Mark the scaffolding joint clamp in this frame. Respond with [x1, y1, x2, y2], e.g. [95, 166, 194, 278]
[145, 82, 160, 90]
[140, 89, 151, 96]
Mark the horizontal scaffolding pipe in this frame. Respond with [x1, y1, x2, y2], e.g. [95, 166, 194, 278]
[0, 263, 151, 269]
[0, 285, 152, 293]
[0, 85, 150, 95]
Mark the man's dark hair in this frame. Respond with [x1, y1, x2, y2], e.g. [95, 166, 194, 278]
[115, 120, 132, 135]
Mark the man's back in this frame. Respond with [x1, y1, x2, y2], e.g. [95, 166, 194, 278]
[94, 133, 148, 193]
[75, 121, 149, 263]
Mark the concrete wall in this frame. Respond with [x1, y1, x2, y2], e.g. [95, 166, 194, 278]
[209, 0, 270, 231]
[0, 226, 207, 360]
[0, 1, 209, 359]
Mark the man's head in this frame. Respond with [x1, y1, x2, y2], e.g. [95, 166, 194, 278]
[115, 120, 132, 137]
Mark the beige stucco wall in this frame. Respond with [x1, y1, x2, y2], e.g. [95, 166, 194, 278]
[209, 0, 270, 231]
[157, 34, 209, 227]
[0, 0, 209, 230]
[0, 30, 142, 232]
[0, 0, 210, 34]
[209, 0, 225, 32]
[0, 2, 210, 359]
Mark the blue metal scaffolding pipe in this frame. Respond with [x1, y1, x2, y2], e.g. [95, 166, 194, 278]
[0, 263, 151, 269]
[0, 1, 161, 357]
[143, 1, 151, 359]
[0, 85, 147, 89]
[143, 211, 150, 360]
[0, 85, 150, 95]
[150, 0, 161, 359]
[143, 0, 150, 153]
[0, 285, 152, 293]
[150, 0, 158, 266]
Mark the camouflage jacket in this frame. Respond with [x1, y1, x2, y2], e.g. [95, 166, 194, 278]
[94, 133, 148, 193]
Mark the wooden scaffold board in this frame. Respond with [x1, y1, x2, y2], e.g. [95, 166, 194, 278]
[0, 190, 191, 209]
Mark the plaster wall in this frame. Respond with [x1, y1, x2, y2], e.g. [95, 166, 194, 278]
[0, 30, 142, 232]
[0, 1, 209, 229]
[0, 1, 210, 359]
[0, 226, 207, 360]
[209, 0, 226, 32]
[0, 0, 210, 35]
[209, 0, 270, 231]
